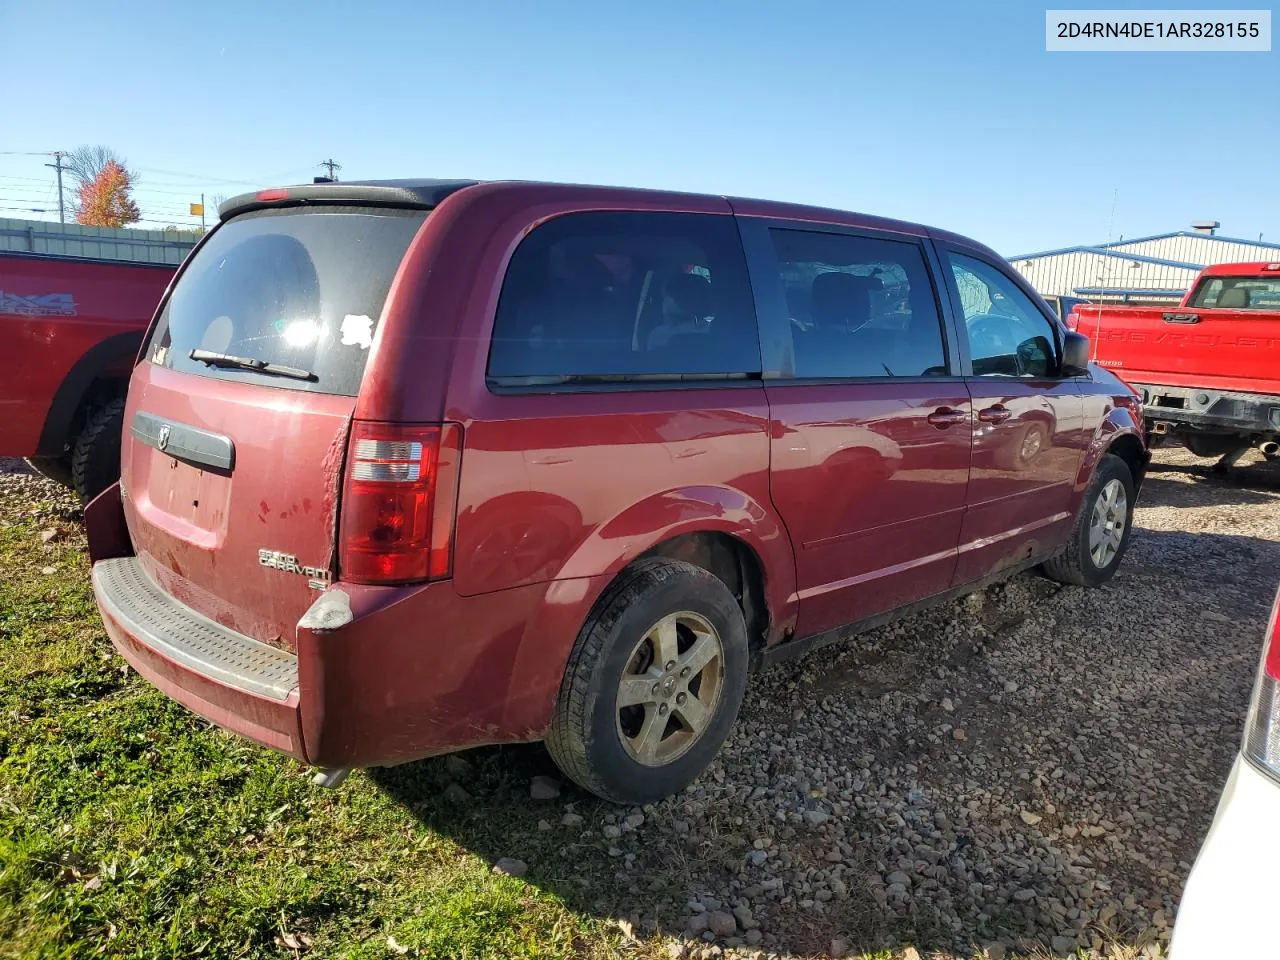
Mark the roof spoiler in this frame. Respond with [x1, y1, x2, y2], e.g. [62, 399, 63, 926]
[218, 179, 478, 220]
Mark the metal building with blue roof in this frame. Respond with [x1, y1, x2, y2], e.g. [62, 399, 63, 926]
[1008, 222, 1280, 305]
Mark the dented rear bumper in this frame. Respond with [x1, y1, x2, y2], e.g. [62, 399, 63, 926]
[88, 541, 603, 769]
[93, 556, 307, 758]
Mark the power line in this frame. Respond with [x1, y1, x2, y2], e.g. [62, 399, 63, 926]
[0, 186, 62, 198]
[318, 158, 342, 181]
[134, 166, 266, 187]
[130, 185, 230, 198]
[0, 202, 201, 228]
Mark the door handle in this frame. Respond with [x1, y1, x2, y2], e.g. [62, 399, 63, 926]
[977, 405, 1012, 424]
[927, 407, 968, 428]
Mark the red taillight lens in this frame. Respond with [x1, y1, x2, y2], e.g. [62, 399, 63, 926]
[1244, 588, 1280, 783]
[1264, 592, 1280, 681]
[256, 188, 289, 202]
[1114, 391, 1145, 430]
[338, 421, 462, 585]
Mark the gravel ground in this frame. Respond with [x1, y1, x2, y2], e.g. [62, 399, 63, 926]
[641, 447, 1280, 958]
[6, 448, 1279, 959]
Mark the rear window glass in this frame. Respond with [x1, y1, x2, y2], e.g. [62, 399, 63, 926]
[147, 206, 425, 396]
[1189, 276, 1280, 310]
[487, 211, 760, 384]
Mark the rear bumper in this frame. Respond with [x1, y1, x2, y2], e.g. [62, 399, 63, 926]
[1134, 382, 1280, 439]
[93, 557, 305, 757]
[92, 555, 604, 769]
[1169, 755, 1280, 959]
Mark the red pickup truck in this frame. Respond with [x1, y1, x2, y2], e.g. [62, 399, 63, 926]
[1069, 262, 1280, 468]
[1, 252, 179, 500]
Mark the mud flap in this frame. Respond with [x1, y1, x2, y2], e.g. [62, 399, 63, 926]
[84, 481, 134, 563]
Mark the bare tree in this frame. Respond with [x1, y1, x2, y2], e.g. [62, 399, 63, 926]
[63, 145, 129, 186]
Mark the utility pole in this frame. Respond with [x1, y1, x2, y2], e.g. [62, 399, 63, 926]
[44, 150, 66, 223]
[200, 193, 206, 230]
[318, 158, 341, 181]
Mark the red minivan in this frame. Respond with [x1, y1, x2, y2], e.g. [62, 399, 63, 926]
[86, 180, 1149, 803]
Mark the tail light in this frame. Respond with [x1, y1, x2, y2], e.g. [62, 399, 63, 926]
[1244, 587, 1280, 784]
[1114, 391, 1145, 430]
[338, 421, 462, 585]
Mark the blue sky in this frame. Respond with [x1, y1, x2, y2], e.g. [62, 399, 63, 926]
[1, 0, 1274, 254]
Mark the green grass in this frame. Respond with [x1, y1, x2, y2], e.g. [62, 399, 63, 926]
[0, 504, 614, 960]
[0, 491, 1162, 960]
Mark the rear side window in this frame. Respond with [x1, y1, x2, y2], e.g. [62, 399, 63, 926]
[147, 206, 425, 396]
[487, 211, 760, 383]
[762, 229, 949, 379]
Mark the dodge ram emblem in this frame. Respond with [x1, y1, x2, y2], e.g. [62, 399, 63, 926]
[157, 424, 171, 451]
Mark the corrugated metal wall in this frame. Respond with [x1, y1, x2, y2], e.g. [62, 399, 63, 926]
[1109, 234, 1280, 265]
[1010, 250, 1200, 298]
[0, 218, 198, 264]
[1010, 231, 1280, 303]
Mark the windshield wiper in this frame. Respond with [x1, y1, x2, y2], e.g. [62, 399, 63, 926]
[189, 349, 316, 382]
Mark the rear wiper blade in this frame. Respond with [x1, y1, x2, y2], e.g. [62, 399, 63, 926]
[189, 349, 316, 381]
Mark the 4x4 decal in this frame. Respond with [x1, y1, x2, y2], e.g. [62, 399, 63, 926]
[0, 290, 78, 317]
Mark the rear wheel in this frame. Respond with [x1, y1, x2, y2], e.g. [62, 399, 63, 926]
[546, 558, 749, 805]
[71, 397, 126, 504]
[1041, 453, 1135, 587]
[24, 456, 74, 489]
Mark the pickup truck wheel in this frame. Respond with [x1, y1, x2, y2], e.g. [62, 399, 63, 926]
[24, 456, 74, 489]
[1041, 453, 1135, 588]
[71, 398, 126, 504]
[546, 558, 749, 805]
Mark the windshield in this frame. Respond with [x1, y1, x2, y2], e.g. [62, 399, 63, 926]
[1188, 275, 1280, 311]
[146, 206, 425, 396]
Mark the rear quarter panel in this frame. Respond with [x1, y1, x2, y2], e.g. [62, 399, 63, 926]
[0, 255, 175, 455]
[362, 184, 798, 644]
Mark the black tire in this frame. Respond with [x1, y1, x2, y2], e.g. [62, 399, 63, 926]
[546, 558, 749, 805]
[24, 456, 74, 489]
[71, 397, 126, 504]
[1041, 453, 1135, 587]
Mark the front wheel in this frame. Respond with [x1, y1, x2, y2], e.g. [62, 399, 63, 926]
[1041, 453, 1135, 587]
[546, 558, 749, 805]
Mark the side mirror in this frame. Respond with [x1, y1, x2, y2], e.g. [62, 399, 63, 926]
[1061, 331, 1091, 377]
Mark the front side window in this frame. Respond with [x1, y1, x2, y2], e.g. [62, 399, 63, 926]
[487, 212, 760, 383]
[763, 229, 948, 379]
[947, 253, 1060, 378]
[1189, 276, 1280, 310]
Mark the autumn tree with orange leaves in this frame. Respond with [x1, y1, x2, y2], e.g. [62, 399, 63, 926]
[75, 160, 141, 228]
